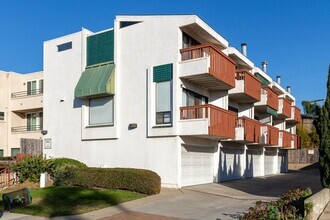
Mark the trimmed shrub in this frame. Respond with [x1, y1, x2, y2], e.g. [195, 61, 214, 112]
[54, 166, 161, 195]
[241, 188, 313, 220]
[12, 155, 46, 183]
[45, 158, 87, 177]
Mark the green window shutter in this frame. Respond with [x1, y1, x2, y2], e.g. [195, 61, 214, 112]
[256, 73, 270, 86]
[153, 64, 173, 82]
[87, 30, 114, 66]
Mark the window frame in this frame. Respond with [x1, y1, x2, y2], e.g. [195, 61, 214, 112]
[57, 42, 72, 52]
[0, 111, 5, 121]
[88, 96, 114, 126]
[27, 78, 43, 96]
[26, 112, 43, 131]
[155, 81, 173, 125]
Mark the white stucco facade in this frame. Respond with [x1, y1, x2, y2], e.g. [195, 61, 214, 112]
[42, 15, 300, 188]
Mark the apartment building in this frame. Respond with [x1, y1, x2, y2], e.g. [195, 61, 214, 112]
[42, 15, 301, 188]
[0, 71, 43, 157]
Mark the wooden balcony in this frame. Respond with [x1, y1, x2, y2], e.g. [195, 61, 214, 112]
[278, 98, 292, 119]
[279, 130, 292, 148]
[179, 104, 236, 139]
[255, 86, 279, 114]
[180, 43, 236, 90]
[260, 125, 279, 146]
[292, 134, 300, 149]
[235, 116, 261, 143]
[287, 106, 301, 124]
[228, 69, 261, 103]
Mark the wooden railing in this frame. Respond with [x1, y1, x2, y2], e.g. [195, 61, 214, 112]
[180, 104, 236, 139]
[279, 130, 292, 148]
[180, 43, 236, 88]
[261, 125, 279, 145]
[292, 134, 300, 149]
[292, 106, 301, 123]
[0, 166, 18, 189]
[279, 98, 292, 118]
[236, 69, 261, 101]
[261, 86, 279, 110]
[236, 116, 261, 143]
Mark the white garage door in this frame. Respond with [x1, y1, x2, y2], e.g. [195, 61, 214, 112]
[265, 150, 277, 175]
[278, 151, 288, 173]
[181, 145, 214, 187]
[245, 149, 262, 178]
[219, 148, 242, 182]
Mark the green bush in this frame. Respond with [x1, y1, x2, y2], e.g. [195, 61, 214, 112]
[241, 188, 313, 220]
[45, 158, 87, 177]
[12, 155, 46, 183]
[54, 166, 161, 195]
[0, 156, 15, 161]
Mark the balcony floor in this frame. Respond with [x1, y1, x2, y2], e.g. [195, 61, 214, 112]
[181, 73, 233, 90]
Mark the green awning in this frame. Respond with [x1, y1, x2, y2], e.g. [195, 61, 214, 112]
[256, 73, 270, 86]
[267, 107, 278, 118]
[74, 63, 115, 98]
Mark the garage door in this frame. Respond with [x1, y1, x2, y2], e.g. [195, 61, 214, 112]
[219, 148, 242, 182]
[181, 145, 214, 187]
[278, 151, 288, 173]
[264, 150, 277, 175]
[245, 149, 262, 178]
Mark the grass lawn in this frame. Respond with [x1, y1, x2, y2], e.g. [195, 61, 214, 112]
[1, 186, 145, 217]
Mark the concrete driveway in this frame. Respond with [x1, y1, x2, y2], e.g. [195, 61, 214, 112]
[3, 166, 322, 220]
[130, 167, 322, 220]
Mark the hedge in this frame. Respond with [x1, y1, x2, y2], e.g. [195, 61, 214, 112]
[54, 166, 161, 195]
[46, 158, 87, 176]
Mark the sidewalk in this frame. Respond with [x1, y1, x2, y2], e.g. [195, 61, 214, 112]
[319, 202, 330, 220]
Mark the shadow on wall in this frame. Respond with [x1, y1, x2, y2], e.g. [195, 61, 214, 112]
[219, 148, 242, 182]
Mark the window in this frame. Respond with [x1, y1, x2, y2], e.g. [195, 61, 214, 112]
[89, 96, 114, 125]
[26, 112, 43, 131]
[57, 42, 72, 52]
[120, 21, 141, 28]
[156, 81, 172, 124]
[27, 79, 43, 95]
[182, 32, 200, 49]
[0, 112, 4, 121]
[182, 89, 208, 107]
[0, 150, 3, 157]
[11, 148, 20, 157]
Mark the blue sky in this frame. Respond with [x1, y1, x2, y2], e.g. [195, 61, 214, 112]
[0, 0, 329, 109]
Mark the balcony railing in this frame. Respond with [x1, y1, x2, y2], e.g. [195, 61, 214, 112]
[292, 134, 300, 149]
[261, 125, 279, 145]
[180, 104, 236, 139]
[278, 98, 292, 118]
[292, 106, 301, 123]
[11, 125, 43, 133]
[261, 86, 279, 110]
[11, 89, 43, 98]
[279, 130, 292, 148]
[235, 69, 261, 102]
[180, 43, 236, 88]
[236, 116, 261, 143]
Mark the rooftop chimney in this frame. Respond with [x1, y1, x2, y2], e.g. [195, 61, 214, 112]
[276, 76, 281, 85]
[241, 43, 247, 57]
[261, 61, 268, 73]
[287, 86, 291, 93]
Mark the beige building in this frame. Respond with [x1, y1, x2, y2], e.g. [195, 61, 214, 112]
[0, 70, 43, 157]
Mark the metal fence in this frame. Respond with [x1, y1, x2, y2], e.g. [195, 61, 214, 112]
[288, 148, 319, 164]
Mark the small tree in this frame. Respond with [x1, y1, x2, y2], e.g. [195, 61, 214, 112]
[319, 65, 330, 187]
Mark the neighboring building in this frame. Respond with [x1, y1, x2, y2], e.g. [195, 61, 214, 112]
[0, 71, 43, 157]
[42, 15, 301, 188]
[301, 114, 317, 133]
